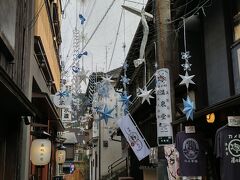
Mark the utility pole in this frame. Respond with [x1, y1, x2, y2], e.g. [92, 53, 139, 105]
[155, 0, 177, 179]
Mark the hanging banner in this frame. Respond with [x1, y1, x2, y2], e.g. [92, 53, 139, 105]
[117, 114, 150, 161]
[164, 145, 180, 180]
[155, 68, 173, 145]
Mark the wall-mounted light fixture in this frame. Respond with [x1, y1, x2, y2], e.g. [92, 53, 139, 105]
[206, 113, 215, 123]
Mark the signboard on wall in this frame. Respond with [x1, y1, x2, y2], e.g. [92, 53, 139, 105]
[155, 68, 173, 145]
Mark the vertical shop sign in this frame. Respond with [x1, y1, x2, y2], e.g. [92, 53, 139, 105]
[156, 68, 173, 145]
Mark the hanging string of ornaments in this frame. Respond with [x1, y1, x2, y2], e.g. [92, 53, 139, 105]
[179, 18, 195, 120]
[95, 75, 116, 124]
[117, 2, 132, 115]
[119, 61, 132, 115]
[122, 4, 154, 105]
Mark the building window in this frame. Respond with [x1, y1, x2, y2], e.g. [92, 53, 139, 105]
[233, 1, 240, 42]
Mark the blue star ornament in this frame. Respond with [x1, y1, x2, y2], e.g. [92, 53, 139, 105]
[119, 93, 132, 107]
[182, 96, 195, 120]
[57, 90, 69, 98]
[98, 105, 115, 124]
[79, 14, 86, 24]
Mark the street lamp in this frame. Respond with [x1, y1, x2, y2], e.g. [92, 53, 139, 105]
[56, 144, 66, 176]
[56, 148, 66, 164]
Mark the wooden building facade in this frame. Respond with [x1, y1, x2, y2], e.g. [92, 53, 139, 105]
[0, 0, 64, 179]
[115, 0, 240, 179]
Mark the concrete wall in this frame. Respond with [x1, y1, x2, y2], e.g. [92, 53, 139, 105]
[101, 122, 123, 176]
[204, 0, 231, 105]
[91, 84, 125, 179]
[0, 0, 17, 48]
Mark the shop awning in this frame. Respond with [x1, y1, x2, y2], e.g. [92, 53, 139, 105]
[0, 66, 36, 118]
[32, 92, 64, 131]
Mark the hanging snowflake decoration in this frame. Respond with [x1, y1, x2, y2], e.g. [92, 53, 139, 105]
[181, 51, 191, 61]
[120, 75, 130, 85]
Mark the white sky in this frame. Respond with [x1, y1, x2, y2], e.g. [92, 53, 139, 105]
[60, 0, 145, 91]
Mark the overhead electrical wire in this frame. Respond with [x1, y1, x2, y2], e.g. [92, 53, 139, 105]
[84, 0, 97, 28]
[65, 0, 117, 73]
[167, 0, 210, 24]
[108, 9, 124, 71]
[62, 0, 70, 19]
[125, 0, 145, 5]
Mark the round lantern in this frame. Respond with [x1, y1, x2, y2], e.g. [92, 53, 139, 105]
[56, 149, 66, 164]
[30, 139, 51, 166]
